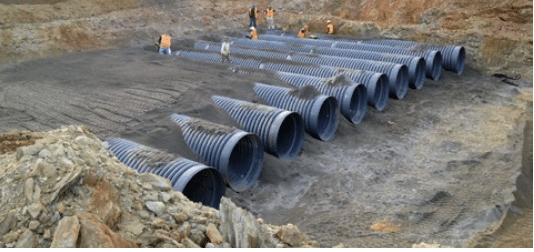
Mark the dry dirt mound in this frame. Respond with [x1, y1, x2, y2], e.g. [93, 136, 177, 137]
[0, 125, 318, 248]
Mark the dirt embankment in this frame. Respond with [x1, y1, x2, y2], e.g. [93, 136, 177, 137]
[0, 0, 532, 83]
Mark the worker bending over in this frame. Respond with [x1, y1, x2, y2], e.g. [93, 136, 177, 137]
[326, 20, 335, 35]
[298, 25, 317, 39]
[264, 5, 276, 30]
[246, 26, 258, 40]
[157, 33, 172, 56]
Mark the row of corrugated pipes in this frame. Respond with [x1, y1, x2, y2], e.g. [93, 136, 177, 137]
[106, 32, 466, 209]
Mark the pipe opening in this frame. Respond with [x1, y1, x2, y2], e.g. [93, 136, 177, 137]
[373, 74, 388, 111]
[411, 58, 426, 89]
[392, 65, 409, 99]
[225, 133, 263, 192]
[431, 51, 443, 81]
[343, 84, 367, 124]
[182, 168, 224, 208]
[315, 97, 338, 141]
[455, 47, 466, 75]
[274, 112, 304, 159]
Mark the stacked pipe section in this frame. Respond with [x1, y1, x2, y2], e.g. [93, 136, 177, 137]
[258, 62, 389, 111]
[194, 42, 390, 108]
[346, 39, 465, 75]
[273, 71, 367, 124]
[231, 38, 423, 93]
[198, 40, 406, 100]
[253, 83, 338, 141]
[169, 114, 264, 192]
[106, 138, 225, 208]
[256, 34, 442, 83]
[211, 96, 305, 159]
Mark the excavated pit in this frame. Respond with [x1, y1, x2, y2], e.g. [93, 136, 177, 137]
[0, 29, 532, 247]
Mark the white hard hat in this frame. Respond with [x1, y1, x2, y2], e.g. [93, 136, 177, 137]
[250, 27, 256, 30]
[327, 20, 331, 23]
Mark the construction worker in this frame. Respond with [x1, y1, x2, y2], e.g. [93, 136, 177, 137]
[220, 37, 231, 64]
[298, 25, 317, 39]
[156, 33, 172, 56]
[326, 20, 335, 35]
[264, 5, 276, 30]
[249, 3, 259, 28]
[246, 26, 258, 40]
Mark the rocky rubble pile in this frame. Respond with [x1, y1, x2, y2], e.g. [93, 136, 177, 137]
[0, 125, 318, 248]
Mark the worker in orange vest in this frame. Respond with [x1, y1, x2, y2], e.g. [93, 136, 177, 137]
[326, 20, 335, 35]
[156, 33, 172, 56]
[249, 3, 259, 28]
[246, 26, 258, 40]
[264, 5, 276, 30]
[298, 25, 316, 39]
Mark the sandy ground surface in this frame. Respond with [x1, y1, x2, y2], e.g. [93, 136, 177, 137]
[0, 36, 531, 247]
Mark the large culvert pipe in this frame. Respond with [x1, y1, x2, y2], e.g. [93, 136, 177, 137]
[255, 35, 441, 83]
[211, 96, 305, 159]
[352, 39, 465, 75]
[106, 138, 225, 208]
[169, 114, 264, 192]
[194, 42, 293, 60]
[273, 71, 368, 124]
[259, 62, 389, 111]
[254, 83, 339, 141]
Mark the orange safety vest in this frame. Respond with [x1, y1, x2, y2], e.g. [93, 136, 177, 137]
[327, 23, 334, 35]
[159, 34, 171, 48]
[265, 8, 275, 18]
[250, 29, 258, 40]
[298, 26, 309, 39]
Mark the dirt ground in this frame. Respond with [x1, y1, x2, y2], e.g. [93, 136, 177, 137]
[0, 32, 531, 247]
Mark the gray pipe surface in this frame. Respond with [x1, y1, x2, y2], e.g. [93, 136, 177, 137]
[169, 113, 264, 192]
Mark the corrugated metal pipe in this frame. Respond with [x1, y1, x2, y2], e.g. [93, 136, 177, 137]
[253, 83, 339, 141]
[273, 71, 368, 124]
[106, 138, 225, 208]
[350, 39, 465, 75]
[255, 35, 441, 83]
[259, 62, 389, 111]
[211, 95, 305, 159]
[169, 114, 264, 192]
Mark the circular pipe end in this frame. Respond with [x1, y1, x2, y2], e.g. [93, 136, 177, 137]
[340, 84, 368, 124]
[219, 131, 264, 192]
[269, 111, 305, 159]
[178, 166, 226, 209]
[431, 50, 443, 81]
[453, 46, 466, 75]
[390, 64, 409, 100]
[309, 95, 339, 141]
[408, 57, 426, 90]
[369, 73, 389, 112]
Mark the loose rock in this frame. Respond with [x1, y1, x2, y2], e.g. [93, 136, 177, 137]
[50, 216, 80, 248]
[28, 221, 39, 231]
[206, 223, 223, 244]
[15, 229, 38, 248]
[145, 201, 165, 216]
